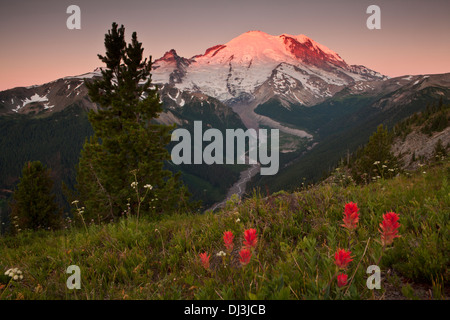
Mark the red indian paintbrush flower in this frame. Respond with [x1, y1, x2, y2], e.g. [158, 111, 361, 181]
[342, 202, 359, 230]
[379, 211, 400, 246]
[239, 248, 252, 266]
[337, 273, 348, 287]
[223, 231, 234, 251]
[199, 252, 210, 270]
[334, 249, 353, 269]
[243, 228, 258, 249]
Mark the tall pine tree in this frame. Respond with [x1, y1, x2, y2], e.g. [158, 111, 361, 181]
[76, 23, 190, 222]
[9, 161, 62, 233]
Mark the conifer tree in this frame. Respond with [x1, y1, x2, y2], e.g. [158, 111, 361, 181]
[351, 124, 400, 183]
[433, 138, 447, 158]
[9, 161, 62, 233]
[75, 23, 190, 222]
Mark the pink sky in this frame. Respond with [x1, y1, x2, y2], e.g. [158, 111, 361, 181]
[1, 0, 449, 91]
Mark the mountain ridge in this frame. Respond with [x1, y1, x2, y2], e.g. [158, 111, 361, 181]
[0, 30, 390, 135]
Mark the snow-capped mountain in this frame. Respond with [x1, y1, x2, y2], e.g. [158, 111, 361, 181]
[0, 31, 387, 118]
[151, 31, 387, 107]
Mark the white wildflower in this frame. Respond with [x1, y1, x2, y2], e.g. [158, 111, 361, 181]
[144, 184, 153, 190]
[4, 268, 24, 281]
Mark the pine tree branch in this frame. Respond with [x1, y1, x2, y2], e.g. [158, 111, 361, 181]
[87, 161, 114, 221]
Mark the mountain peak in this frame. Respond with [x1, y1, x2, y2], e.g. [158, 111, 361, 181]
[196, 31, 346, 69]
[156, 49, 180, 62]
[151, 31, 387, 103]
[246, 30, 265, 33]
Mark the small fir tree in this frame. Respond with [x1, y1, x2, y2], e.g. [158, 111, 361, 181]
[433, 138, 447, 158]
[9, 161, 62, 233]
[351, 124, 401, 183]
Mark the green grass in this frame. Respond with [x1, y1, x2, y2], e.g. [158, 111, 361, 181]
[0, 160, 448, 300]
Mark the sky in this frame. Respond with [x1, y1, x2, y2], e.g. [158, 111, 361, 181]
[1, 0, 449, 91]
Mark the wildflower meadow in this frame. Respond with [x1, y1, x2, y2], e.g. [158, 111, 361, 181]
[0, 160, 448, 300]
